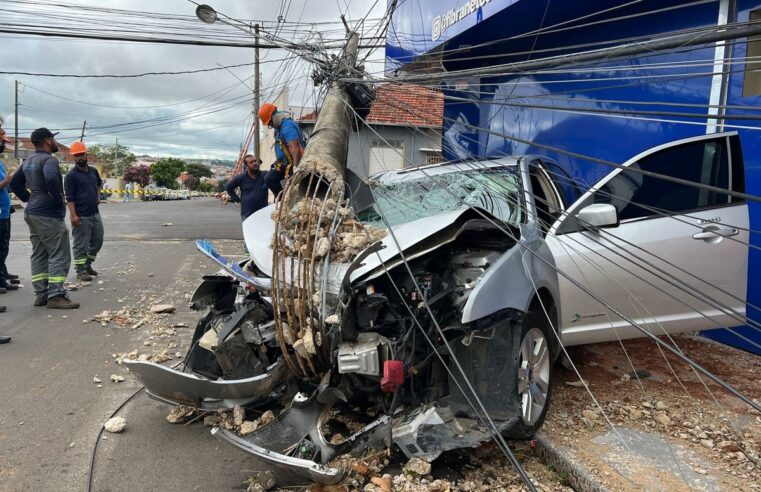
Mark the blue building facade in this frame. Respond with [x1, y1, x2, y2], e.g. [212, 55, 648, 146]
[386, 0, 761, 353]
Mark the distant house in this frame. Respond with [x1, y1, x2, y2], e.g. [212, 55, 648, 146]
[298, 83, 444, 179]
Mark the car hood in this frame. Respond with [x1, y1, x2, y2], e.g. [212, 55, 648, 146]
[243, 204, 476, 285]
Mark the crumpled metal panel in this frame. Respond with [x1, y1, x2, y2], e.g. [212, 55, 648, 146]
[124, 359, 287, 409]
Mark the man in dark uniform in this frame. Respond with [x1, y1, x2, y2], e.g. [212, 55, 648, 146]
[224, 154, 269, 221]
[9, 127, 79, 309]
[64, 141, 103, 281]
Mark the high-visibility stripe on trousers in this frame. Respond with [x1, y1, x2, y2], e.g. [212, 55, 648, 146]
[71, 214, 104, 273]
[25, 213, 71, 299]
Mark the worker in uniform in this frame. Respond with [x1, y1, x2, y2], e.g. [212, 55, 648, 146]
[224, 154, 268, 221]
[258, 102, 305, 196]
[64, 141, 103, 282]
[9, 127, 79, 309]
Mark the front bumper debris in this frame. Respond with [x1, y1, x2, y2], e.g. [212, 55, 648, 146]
[124, 359, 288, 409]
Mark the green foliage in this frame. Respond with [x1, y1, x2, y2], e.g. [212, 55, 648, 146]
[151, 158, 186, 189]
[88, 143, 136, 176]
[184, 163, 213, 179]
[197, 181, 215, 193]
[216, 178, 229, 193]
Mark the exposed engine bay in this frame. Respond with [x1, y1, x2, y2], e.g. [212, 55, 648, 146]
[125, 208, 531, 484]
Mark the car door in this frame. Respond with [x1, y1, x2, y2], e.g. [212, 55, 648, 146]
[545, 133, 749, 346]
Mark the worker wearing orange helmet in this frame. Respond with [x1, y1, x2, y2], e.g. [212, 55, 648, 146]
[258, 102, 305, 196]
[64, 140, 104, 282]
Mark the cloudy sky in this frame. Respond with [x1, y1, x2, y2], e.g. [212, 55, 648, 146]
[1, 0, 386, 160]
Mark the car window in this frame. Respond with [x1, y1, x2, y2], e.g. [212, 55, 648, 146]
[595, 137, 733, 221]
[555, 135, 742, 234]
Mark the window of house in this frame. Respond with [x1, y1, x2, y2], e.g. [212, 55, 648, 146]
[369, 139, 405, 175]
[743, 10, 761, 97]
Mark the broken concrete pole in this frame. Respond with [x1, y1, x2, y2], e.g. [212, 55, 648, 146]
[104, 417, 126, 433]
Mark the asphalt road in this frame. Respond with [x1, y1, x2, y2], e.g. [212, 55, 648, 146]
[0, 199, 291, 491]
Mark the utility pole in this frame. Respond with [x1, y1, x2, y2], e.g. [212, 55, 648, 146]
[14, 80, 19, 160]
[253, 23, 261, 162]
[80, 120, 87, 141]
[115, 138, 119, 174]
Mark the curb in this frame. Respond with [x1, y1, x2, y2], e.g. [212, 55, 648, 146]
[534, 433, 609, 492]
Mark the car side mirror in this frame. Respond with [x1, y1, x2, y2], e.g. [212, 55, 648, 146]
[575, 203, 619, 229]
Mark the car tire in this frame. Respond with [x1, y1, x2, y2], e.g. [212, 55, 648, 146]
[505, 308, 554, 440]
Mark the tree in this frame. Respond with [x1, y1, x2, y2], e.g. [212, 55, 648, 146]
[184, 163, 213, 180]
[88, 143, 136, 176]
[151, 158, 185, 189]
[216, 178, 229, 193]
[123, 165, 151, 187]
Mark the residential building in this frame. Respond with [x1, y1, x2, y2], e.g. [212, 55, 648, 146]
[298, 82, 444, 178]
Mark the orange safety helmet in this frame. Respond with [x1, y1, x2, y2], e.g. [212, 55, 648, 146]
[258, 102, 277, 126]
[70, 141, 87, 155]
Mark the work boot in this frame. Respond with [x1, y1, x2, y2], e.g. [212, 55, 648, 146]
[0, 305, 5, 312]
[47, 295, 79, 310]
[34, 297, 48, 307]
[86, 266, 98, 276]
[0, 335, 10, 344]
[4, 273, 18, 280]
[0, 287, 5, 294]
[9, 278, 20, 285]
[0, 282, 18, 291]
[77, 272, 93, 282]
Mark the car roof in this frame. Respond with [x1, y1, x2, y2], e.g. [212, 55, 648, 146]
[371, 156, 520, 185]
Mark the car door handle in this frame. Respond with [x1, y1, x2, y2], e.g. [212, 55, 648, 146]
[692, 226, 739, 240]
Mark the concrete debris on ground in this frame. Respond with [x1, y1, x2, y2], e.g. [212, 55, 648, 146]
[93, 376, 102, 384]
[244, 470, 276, 492]
[110, 374, 125, 383]
[221, 407, 275, 436]
[315, 444, 570, 492]
[104, 416, 127, 433]
[166, 405, 196, 424]
[149, 304, 176, 314]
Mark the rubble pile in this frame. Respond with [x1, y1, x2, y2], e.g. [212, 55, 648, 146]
[274, 197, 386, 263]
[306, 444, 569, 492]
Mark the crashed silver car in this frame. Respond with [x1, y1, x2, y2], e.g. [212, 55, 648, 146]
[127, 132, 749, 483]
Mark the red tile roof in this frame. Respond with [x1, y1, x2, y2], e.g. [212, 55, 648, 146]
[6, 137, 103, 164]
[299, 83, 443, 127]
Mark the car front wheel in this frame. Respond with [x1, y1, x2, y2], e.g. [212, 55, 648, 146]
[506, 309, 553, 439]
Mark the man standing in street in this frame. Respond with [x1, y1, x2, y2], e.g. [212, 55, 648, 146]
[9, 128, 79, 309]
[0, 125, 20, 297]
[65, 141, 103, 282]
[224, 154, 269, 221]
[258, 103, 305, 196]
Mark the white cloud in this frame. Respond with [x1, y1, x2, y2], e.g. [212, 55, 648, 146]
[1, 0, 386, 160]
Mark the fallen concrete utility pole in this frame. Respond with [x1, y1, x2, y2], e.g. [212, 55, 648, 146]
[270, 31, 384, 379]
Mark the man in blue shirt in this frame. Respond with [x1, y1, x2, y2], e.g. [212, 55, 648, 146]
[224, 154, 269, 221]
[0, 126, 20, 301]
[9, 127, 79, 309]
[64, 141, 103, 282]
[0, 126, 14, 336]
[258, 102, 305, 196]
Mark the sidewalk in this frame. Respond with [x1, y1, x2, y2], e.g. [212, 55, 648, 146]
[539, 334, 760, 491]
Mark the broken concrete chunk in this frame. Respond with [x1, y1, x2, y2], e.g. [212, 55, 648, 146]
[203, 415, 221, 427]
[166, 405, 195, 424]
[654, 413, 673, 426]
[104, 416, 126, 433]
[110, 374, 125, 383]
[325, 314, 340, 325]
[150, 304, 176, 314]
[564, 379, 586, 388]
[403, 457, 431, 476]
[245, 470, 275, 491]
[233, 405, 245, 427]
[258, 410, 274, 426]
[315, 237, 331, 258]
[93, 376, 102, 384]
[239, 420, 259, 436]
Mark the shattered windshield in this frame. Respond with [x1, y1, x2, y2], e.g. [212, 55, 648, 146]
[360, 166, 524, 227]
